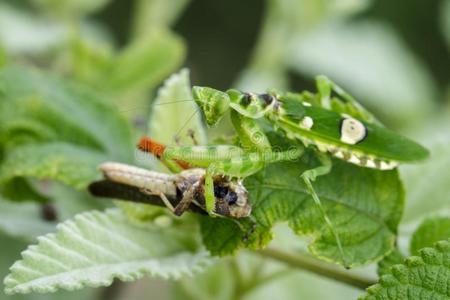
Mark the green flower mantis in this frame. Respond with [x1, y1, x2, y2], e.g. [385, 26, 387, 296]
[144, 76, 428, 267]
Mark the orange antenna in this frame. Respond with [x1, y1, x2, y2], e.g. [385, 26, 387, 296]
[137, 137, 192, 170]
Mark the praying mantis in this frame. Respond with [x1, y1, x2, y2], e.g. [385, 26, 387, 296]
[135, 75, 429, 266]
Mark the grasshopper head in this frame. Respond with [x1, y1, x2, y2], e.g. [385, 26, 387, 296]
[192, 86, 230, 126]
[212, 177, 251, 218]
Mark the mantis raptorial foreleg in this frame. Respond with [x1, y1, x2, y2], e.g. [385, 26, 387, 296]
[230, 111, 271, 153]
[300, 152, 347, 268]
[202, 149, 303, 215]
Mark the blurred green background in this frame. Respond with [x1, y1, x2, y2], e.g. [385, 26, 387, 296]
[0, 0, 449, 299]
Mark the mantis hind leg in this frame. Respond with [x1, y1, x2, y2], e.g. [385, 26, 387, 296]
[300, 152, 348, 268]
[315, 75, 379, 124]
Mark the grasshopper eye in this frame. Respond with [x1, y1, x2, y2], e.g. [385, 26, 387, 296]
[340, 117, 367, 145]
[227, 192, 238, 205]
[214, 185, 228, 198]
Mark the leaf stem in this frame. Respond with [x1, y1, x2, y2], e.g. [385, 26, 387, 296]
[257, 247, 375, 290]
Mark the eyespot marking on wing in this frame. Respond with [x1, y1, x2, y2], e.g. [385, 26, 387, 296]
[340, 117, 367, 145]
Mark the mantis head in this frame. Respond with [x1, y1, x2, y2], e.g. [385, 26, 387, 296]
[192, 86, 230, 126]
[193, 86, 279, 126]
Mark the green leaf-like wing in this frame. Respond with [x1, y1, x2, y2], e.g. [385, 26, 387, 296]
[360, 239, 450, 300]
[4, 209, 212, 295]
[202, 150, 403, 267]
[410, 217, 450, 255]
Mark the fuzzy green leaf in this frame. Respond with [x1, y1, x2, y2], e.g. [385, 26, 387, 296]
[4, 209, 212, 295]
[0, 66, 133, 203]
[0, 143, 106, 190]
[202, 149, 403, 267]
[410, 217, 450, 255]
[148, 68, 206, 146]
[361, 239, 450, 300]
[0, 197, 55, 240]
[0, 66, 133, 161]
[105, 30, 185, 94]
[377, 248, 405, 277]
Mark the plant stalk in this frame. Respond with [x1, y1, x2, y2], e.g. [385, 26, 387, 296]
[257, 247, 376, 290]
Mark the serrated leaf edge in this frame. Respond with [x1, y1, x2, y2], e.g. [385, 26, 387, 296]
[361, 239, 450, 299]
[3, 209, 213, 295]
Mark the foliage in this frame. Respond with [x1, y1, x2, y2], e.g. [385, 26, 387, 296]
[361, 239, 450, 300]
[410, 217, 450, 255]
[0, 0, 448, 300]
[4, 209, 211, 294]
[202, 151, 404, 267]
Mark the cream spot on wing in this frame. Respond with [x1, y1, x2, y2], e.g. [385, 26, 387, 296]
[340, 117, 367, 145]
[347, 153, 360, 165]
[334, 151, 344, 159]
[302, 101, 312, 107]
[299, 116, 314, 130]
[366, 158, 377, 169]
[316, 142, 328, 152]
[379, 161, 398, 170]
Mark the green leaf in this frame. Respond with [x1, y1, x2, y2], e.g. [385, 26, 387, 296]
[410, 217, 450, 255]
[105, 29, 185, 94]
[4, 208, 212, 294]
[0, 143, 106, 190]
[132, 0, 190, 39]
[0, 66, 133, 203]
[148, 68, 206, 146]
[202, 149, 404, 267]
[0, 66, 133, 161]
[1, 177, 50, 203]
[360, 239, 450, 300]
[0, 3, 67, 54]
[0, 233, 99, 300]
[0, 197, 55, 241]
[377, 248, 404, 277]
[401, 121, 450, 224]
[33, 0, 111, 18]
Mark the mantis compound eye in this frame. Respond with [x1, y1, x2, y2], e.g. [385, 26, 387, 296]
[340, 117, 367, 145]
